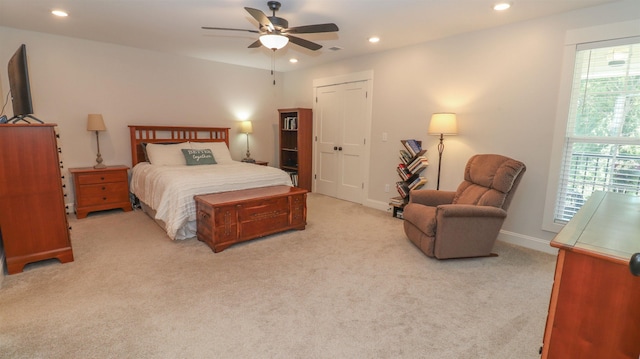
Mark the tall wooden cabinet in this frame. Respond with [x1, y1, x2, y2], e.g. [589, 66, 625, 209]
[278, 108, 312, 192]
[0, 124, 74, 274]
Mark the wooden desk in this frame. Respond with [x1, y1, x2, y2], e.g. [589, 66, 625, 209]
[541, 192, 640, 359]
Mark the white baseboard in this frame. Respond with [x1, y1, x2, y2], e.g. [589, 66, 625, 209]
[364, 198, 557, 256]
[498, 230, 558, 255]
[365, 198, 392, 212]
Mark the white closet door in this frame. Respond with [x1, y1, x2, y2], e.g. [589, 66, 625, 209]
[314, 80, 369, 203]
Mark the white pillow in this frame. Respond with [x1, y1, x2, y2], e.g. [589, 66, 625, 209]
[145, 142, 191, 166]
[190, 141, 233, 164]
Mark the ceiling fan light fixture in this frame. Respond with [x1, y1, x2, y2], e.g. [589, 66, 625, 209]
[259, 34, 289, 50]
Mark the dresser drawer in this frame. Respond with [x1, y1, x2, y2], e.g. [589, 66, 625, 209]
[76, 171, 127, 185]
[76, 182, 130, 206]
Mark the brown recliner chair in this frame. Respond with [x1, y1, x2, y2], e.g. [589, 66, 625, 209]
[403, 154, 526, 259]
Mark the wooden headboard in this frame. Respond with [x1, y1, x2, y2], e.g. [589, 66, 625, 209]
[128, 125, 230, 166]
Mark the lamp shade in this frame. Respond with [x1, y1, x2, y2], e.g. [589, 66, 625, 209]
[87, 114, 106, 131]
[259, 34, 289, 50]
[428, 113, 458, 135]
[240, 120, 253, 134]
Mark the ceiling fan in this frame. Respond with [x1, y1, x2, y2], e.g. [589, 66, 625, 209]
[202, 1, 339, 51]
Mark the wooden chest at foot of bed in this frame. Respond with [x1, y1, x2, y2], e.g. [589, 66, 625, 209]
[194, 186, 307, 252]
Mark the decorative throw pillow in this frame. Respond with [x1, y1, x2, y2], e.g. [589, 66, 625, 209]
[181, 149, 217, 165]
[146, 142, 191, 166]
[190, 142, 234, 164]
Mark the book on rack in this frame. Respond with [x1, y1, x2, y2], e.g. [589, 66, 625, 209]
[405, 139, 422, 156]
[397, 164, 412, 181]
[401, 140, 417, 157]
[408, 177, 427, 190]
[396, 181, 409, 198]
[399, 149, 412, 165]
[389, 196, 405, 206]
[408, 156, 428, 173]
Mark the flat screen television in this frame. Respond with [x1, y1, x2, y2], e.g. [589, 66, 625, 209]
[7, 44, 41, 123]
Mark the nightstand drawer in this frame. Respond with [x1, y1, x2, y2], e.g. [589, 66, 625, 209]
[76, 182, 130, 206]
[76, 171, 127, 185]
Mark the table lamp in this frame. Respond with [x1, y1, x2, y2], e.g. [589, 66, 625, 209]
[241, 121, 255, 163]
[87, 114, 107, 169]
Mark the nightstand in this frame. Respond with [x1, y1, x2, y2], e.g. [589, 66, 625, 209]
[253, 160, 269, 166]
[69, 165, 132, 219]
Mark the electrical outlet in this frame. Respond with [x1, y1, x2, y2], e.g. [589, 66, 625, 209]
[384, 184, 390, 192]
[382, 132, 388, 142]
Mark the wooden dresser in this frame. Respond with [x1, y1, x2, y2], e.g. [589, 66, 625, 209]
[0, 124, 74, 274]
[69, 165, 131, 219]
[541, 192, 640, 359]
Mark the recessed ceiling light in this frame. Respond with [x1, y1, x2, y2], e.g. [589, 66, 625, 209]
[493, 3, 511, 11]
[289, 58, 298, 63]
[51, 10, 68, 17]
[368, 37, 380, 43]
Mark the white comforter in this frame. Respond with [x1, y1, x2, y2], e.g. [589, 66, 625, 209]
[130, 161, 293, 240]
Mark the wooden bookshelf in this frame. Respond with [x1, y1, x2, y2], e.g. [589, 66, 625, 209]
[391, 139, 428, 218]
[278, 108, 312, 191]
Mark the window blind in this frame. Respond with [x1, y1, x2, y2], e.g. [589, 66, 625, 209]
[554, 37, 640, 224]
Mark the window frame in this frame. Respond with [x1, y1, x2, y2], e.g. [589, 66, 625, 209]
[543, 20, 640, 233]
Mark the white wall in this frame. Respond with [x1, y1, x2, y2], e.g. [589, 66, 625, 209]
[282, 0, 640, 251]
[0, 26, 283, 179]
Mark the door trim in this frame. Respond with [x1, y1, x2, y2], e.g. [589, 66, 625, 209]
[312, 71, 373, 204]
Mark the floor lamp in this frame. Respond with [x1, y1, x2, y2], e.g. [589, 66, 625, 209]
[240, 120, 255, 163]
[428, 113, 458, 190]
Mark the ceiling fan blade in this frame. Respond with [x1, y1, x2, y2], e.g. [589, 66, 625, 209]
[287, 35, 322, 51]
[284, 23, 339, 34]
[244, 7, 274, 31]
[201, 26, 259, 34]
[248, 40, 262, 48]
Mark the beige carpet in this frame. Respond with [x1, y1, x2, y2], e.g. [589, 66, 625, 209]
[0, 193, 556, 358]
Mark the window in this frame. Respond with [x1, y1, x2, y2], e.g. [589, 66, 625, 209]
[553, 37, 640, 224]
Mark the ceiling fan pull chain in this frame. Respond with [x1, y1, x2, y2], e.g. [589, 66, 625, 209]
[272, 49, 276, 85]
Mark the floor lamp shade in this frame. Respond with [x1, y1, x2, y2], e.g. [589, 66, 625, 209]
[87, 114, 107, 169]
[428, 113, 458, 190]
[428, 113, 458, 135]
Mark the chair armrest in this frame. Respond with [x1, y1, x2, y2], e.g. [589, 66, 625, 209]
[409, 189, 456, 207]
[437, 204, 507, 218]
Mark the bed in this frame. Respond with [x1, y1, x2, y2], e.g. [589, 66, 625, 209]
[128, 125, 293, 240]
